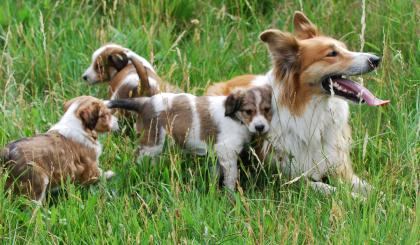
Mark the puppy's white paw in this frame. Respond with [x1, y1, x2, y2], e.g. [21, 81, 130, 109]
[103, 170, 116, 180]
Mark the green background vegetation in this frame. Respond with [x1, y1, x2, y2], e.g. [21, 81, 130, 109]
[0, 0, 418, 243]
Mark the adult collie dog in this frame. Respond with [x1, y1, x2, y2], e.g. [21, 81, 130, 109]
[205, 12, 389, 196]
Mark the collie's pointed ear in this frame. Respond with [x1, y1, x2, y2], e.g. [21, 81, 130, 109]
[293, 11, 318, 39]
[260, 29, 300, 79]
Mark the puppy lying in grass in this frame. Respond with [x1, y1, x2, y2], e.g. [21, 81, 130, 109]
[106, 86, 272, 190]
[0, 96, 119, 203]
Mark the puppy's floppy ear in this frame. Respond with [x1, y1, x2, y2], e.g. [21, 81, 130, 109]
[225, 91, 243, 117]
[108, 52, 128, 71]
[293, 11, 318, 39]
[260, 29, 300, 79]
[78, 102, 100, 130]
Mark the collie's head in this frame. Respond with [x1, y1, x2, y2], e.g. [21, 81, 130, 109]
[82, 44, 129, 84]
[260, 11, 389, 115]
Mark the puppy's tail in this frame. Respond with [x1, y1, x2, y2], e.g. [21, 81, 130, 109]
[129, 56, 152, 96]
[106, 98, 149, 113]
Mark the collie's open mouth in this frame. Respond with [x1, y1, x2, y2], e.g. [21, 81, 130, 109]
[321, 75, 390, 106]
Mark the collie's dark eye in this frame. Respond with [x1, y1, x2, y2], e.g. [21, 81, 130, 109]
[264, 107, 271, 113]
[327, 50, 338, 57]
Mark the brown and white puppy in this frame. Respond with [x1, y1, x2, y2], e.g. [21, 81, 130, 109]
[82, 44, 182, 100]
[0, 96, 119, 202]
[205, 12, 390, 196]
[106, 86, 273, 190]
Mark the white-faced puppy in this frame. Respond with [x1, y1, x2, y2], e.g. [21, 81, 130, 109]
[0, 96, 119, 202]
[106, 86, 273, 190]
[82, 43, 182, 100]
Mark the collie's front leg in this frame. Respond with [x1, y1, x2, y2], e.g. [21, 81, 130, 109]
[308, 181, 336, 195]
[308, 180, 366, 200]
[348, 174, 372, 196]
[335, 163, 373, 196]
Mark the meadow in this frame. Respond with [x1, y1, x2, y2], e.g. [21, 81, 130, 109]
[0, 0, 419, 243]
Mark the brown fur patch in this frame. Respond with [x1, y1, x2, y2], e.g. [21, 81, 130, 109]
[135, 100, 161, 147]
[163, 95, 192, 146]
[108, 65, 136, 98]
[195, 97, 218, 142]
[293, 11, 319, 39]
[3, 132, 100, 200]
[136, 95, 192, 147]
[205, 74, 256, 96]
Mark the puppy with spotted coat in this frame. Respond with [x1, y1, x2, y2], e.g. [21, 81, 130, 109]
[107, 86, 273, 190]
[0, 96, 119, 202]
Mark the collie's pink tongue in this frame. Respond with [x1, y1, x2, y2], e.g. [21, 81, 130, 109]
[333, 78, 390, 106]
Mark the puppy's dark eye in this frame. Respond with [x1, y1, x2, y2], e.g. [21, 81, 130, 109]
[264, 107, 271, 113]
[244, 109, 253, 116]
[327, 50, 338, 57]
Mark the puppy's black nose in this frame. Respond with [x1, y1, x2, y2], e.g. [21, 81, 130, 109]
[255, 125, 265, 132]
[368, 56, 381, 68]
[82, 75, 88, 81]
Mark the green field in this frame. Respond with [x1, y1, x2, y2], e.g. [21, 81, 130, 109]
[0, 0, 419, 243]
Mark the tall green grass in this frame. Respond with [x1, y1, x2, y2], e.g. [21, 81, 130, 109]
[0, 0, 418, 243]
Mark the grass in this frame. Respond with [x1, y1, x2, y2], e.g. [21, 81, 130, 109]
[0, 0, 418, 243]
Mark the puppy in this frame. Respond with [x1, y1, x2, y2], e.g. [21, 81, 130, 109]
[106, 86, 273, 190]
[0, 96, 119, 202]
[82, 43, 182, 100]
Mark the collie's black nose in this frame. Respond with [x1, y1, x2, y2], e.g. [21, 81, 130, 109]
[255, 125, 265, 132]
[368, 56, 381, 68]
[82, 75, 88, 81]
